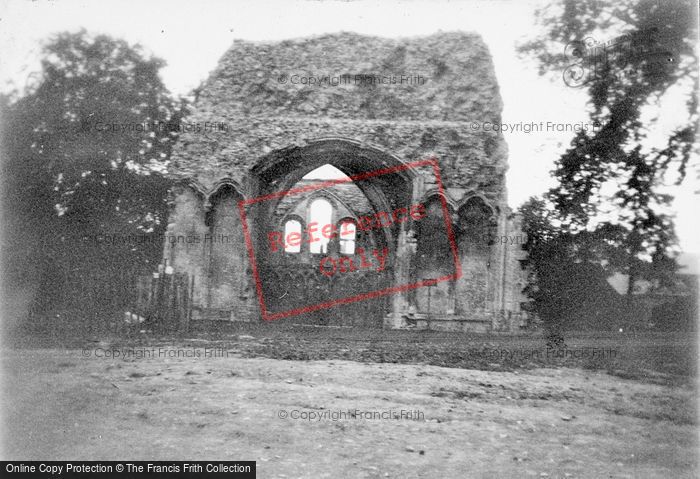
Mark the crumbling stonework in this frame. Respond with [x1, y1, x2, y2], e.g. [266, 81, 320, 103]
[164, 32, 529, 331]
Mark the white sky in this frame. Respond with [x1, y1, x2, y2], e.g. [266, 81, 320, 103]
[0, 0, 697, 254]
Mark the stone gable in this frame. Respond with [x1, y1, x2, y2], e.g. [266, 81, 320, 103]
[164, 31, 530, 331]
[170, 32, 508, 205]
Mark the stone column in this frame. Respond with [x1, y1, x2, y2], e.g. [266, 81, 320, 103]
[384, 175, 423, 328]
[239, 175, 265, 323]
[490, 208, 508, 330]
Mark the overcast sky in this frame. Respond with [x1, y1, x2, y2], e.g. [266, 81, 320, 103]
[0, 0, 696, 254]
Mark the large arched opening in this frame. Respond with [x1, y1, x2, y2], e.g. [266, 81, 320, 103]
[246, 139, 419, 327]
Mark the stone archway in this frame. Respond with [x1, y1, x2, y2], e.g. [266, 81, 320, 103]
[204, 183, 248, 312]
[246, 139, 420, 327]
[413, 194, 459, 316]
[454, 196, 499, 318]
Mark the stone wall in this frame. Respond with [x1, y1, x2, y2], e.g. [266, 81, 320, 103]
[170, 32, 507, 201]
[273, 180, 372, 224]
[164, 32, 527, 331]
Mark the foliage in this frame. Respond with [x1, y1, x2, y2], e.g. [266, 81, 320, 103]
[1, 30, 185, 317]
[517, 0, 697, 330]
[520, 0, 697, 262]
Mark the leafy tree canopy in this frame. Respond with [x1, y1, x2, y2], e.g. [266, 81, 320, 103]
[519, 0, 698, 265]
[1, 30, 186, 290]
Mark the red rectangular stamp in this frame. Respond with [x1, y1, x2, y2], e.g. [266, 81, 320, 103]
[237, 158, 461, 321]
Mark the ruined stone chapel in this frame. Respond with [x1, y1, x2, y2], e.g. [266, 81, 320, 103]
[164, 32, 528, 331]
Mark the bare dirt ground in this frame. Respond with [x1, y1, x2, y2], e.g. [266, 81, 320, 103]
[2, 326, 697, 478]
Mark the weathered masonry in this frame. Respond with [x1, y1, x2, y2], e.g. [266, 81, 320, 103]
[165, 32, 529, 331]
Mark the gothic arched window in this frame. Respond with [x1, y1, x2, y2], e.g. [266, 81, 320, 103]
[283, 218, 302, 253]
[308, 198, 333, 254]
[339, 219, 356, 255]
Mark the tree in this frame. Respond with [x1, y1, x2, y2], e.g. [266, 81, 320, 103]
[520, 0, 697, 272]
[517, 0, 697, 332]
[519, 197, 640, 337]
[1, 30, 185, 327]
